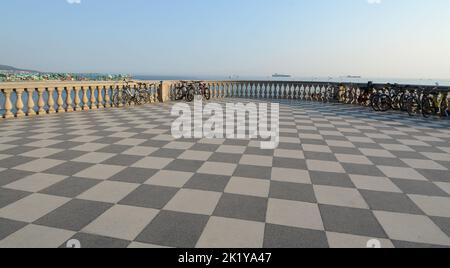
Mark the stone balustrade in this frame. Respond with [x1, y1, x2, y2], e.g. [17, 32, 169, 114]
[2, 80, 449, 119]
[0, 80, 162, 119]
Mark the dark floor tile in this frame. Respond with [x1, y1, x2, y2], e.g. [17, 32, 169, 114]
[64, 232, 130, 248]
[184, 174, 231, 192]
[40, 177, 100, 198]
[136, 211, 208, 248]
[319, 204, 387, 238]
[108, 167, 157, 184]
[0, 156, 36, 169]
[272, 157, 307, 170]
[35, 199, 113, 231]
[391, 179, 449, 197]
[208, 153, 241, 164]
[417, 169, 450, 183]
[359, 190, 424, 214]
[309, 171, 355, 188]
[0, 188, 31, 209]
[164, 159, 204, 173]
[367, 157, 409, 167]
[2, 146, 37, 156]
[0, 169, 34, 186]
[264, 224, 328, 248]
[392, 240, 448, 248]
[233, 165, 272, 180]
[45, 162, 94, 176]
[213, 193, 267, 222]
[342, 163, 386, 177]
[190, 143, 220, 152]
[430, 216, 450, 238]
[304, 152, 337, 162]
[0, 218, 28, 240]
[97, 145, 133, 154]
[46, 150, 89, 161]
[269, 181, 316, 203]
[119, 185, 178, 209]
[101, 155, 142, 166]
[151, 149, 184, 159]
[48, 141, 85, 150]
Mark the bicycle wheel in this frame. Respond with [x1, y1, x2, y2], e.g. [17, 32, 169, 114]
[175, 88, 184, 101]
[378, 94, 392, 112]
[204, 89, 211, 101]
[371, 94, 381, 111]
[406, 97, 419, 117]
[391, 95, 401, 110]
[422, 97, 436, 118]
[186, 89, 195, 102]
[440, 98, 448, 117]
[112, 93, 122, 107]
[399, 93, 408, 111]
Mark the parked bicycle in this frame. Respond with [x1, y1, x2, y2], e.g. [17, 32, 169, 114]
[194, 81, 211, 100]
[174, 81, 195, 102]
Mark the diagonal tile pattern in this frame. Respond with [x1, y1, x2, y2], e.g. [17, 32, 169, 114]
[0, 99, 449, 248]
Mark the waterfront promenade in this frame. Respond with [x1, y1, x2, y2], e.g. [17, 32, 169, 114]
[0, 81, 450, 248]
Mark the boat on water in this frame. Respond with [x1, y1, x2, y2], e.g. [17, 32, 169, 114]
[272, 73, 291, 78]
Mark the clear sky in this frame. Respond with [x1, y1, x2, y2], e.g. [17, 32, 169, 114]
[1, 0, 449, 79]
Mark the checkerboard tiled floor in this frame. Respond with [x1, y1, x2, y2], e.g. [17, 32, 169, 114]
[0, 99, 450, 248]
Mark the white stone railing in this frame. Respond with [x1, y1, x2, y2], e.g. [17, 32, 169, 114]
[2, 80, 449, 119]
[0, 80, 162, 119]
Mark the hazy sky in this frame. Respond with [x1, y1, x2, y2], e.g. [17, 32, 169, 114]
[1, 0, 449, 79]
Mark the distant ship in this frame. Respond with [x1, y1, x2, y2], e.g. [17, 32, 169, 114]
[346, 75, 362, 79]
[272, 73, 291, 78]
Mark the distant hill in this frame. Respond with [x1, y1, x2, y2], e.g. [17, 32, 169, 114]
[0, 64, 39, 73]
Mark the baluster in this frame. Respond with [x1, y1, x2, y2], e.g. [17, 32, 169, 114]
[219, 83, 224, 98]
[255, 83, 262, 99]
[285, 83, 290, 99]
[154, 83, 159, 102]
[208, 83, 214, 99]
[66, 87, 74, 112]
[90, 86, 97, 109]
[215, 83, 220, 99]
[214, 83, 219, 98]
[105, 86, 111, 107]
[37, 88, 46, 114]
[26, 88, 36, 116]
[230, 83, 234, 98]
[47, 87, 56, 114]
[14, 88, 25, 117]
[244, 83, 248, 98]
[56, 87, 65, 113]
[98, 86, 104, 108]
[82, 87, 89, 110]
[262, 83, 267, 99]
[223, 83, 228, 98]
[2, 89, 14, 118]
[74, 86, 82, 111]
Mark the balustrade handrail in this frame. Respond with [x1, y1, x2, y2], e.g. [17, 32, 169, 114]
[1, 79, 450, 119]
